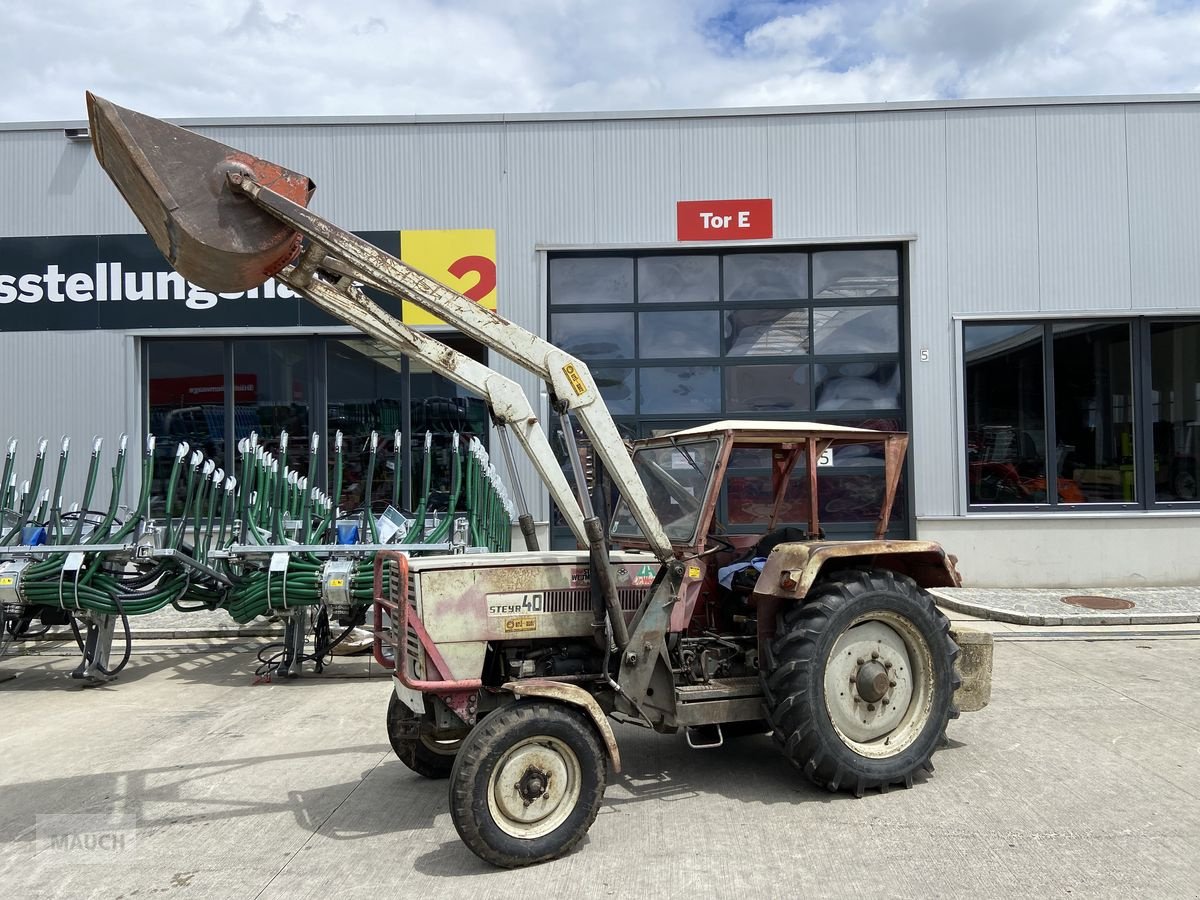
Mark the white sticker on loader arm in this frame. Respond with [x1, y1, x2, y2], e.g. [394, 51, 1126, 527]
[487, 592, 546, 617]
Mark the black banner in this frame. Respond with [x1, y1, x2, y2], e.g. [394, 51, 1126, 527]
[0, 231, 401, 332]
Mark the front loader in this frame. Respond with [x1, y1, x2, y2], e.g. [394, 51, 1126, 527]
[86, 93, 993, 868]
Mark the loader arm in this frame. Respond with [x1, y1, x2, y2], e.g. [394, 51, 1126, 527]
[83, 92, 673, 566]
[236, 176, 674, 563]
[281, 265, 590, 547]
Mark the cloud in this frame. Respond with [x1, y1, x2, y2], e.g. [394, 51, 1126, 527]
[0, 0, 1198, 123]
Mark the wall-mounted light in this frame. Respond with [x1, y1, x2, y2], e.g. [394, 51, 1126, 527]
[64, 127, 90, 142]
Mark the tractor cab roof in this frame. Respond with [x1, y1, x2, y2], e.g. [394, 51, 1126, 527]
[658, 420, 902, 445]
[616, 421, 910, 550]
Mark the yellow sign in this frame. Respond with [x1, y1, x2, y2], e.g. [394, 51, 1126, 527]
[503, 616, 537, 634]
[400, 229, 497, 326]
[687, 566, 701, 579]
[563, 364, 587, 396]
[328, 578, 344, 588]
[0, 577, 12, 586]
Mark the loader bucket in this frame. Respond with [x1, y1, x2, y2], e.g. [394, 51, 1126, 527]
[85, 92, 315, 293]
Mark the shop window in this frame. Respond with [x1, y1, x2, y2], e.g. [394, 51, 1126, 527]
[327, 339, 405, 513]
[964, 324, 1049, 505]
[963, 318, 1192, 510]
[1052, 322, 1134, 503]
[1150, 321, 1200, 501]
[145, 339, 226, 514]
[233, 339, 311, 478]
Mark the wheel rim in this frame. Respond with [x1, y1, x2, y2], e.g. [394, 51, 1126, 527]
[487, 735, 582, 840]
[418, 732, 462, 757]
[823, 610, 935, 759]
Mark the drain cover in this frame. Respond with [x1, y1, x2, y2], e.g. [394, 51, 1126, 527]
[1061, 595, 1136, 610]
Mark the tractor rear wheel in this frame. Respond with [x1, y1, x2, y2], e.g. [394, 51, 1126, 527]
[387, 692, 462, 779]
[449, 700, 607, 868]
[762, 569, 959, 795]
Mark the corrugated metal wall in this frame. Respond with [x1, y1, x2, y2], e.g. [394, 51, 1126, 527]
[0, 331, 136, 508]
[3, 99, 1200, 521]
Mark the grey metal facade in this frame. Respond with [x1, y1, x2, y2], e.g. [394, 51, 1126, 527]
[2, 94, 1199, 576]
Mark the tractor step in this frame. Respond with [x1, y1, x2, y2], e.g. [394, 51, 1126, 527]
[685, 724, 724, 750]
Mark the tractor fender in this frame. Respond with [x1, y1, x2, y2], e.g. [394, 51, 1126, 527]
[501, 679, 622, 773]
[756, 539, 961, 602]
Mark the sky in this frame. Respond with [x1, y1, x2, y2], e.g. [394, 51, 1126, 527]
[0, 0, 1198, 123]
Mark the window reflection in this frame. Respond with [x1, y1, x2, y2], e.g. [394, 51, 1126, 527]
[552, 312, 635, 360]
[146, 339, 226, 514]
[1150, 321, 1200, 501]
[591, 366, 635, 414]
[1053, 322, 1134, 503]
[727, 365, 809, 413]
[549, 257, 634, 304]
[964, 324, 1046, 504]
[637, 255, 719, 303]
[639, 310, 719, 358]
[233, 339, 310, 477]
[327, 339, 405, 513]
[813, 306, 898, 354]
[723, 252, 808, 301]
[725, 309, 809, 356]
[813, 250, 899, 298]
[814, 362, 900, 410]
[640, 366, 720, 414]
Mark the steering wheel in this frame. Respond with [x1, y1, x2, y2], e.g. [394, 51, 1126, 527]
[696, 533, 736, 559]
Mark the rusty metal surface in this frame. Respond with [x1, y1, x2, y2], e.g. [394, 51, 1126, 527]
[371, 551, 482, 697]
[503, 679, 622, 773]
[755, 540, 961, 603]
[86, 93, 313, 292]
[1062, 595, 1137, 611]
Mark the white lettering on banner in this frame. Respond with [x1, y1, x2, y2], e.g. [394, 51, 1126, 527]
[0, 263, 296, 310]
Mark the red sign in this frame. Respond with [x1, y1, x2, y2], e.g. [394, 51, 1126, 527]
[677, 199, 773, 241]
[149, 374, 258, 405]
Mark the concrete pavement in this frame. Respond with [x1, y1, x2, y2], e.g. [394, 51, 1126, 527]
[1, 627, 1198, 899]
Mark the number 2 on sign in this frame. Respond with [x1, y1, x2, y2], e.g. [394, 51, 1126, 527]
[448, 255, 497, 303]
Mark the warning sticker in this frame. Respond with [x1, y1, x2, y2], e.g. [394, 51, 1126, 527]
[488, 592, 546, 617]
[563, 364, 588, 396]
[631, 564, 657, 587]
[0, 577, 13, 586]
[687, 566, 701, 579]
[504, 616, 537, 634]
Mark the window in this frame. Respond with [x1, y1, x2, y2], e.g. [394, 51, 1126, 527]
[547, 245, 908, 542]
[964, 318, 1199, 510]
[145, 339, 226, 515]
[144, 334, 488, 516]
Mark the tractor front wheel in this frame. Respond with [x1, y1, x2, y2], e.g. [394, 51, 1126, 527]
[387, 692, 462, 779]
[763, 569, 959, 795]
[449, 700, 607, 868]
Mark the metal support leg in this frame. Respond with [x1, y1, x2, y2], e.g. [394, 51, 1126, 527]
[71, 614, 117, 682]
[278, 609, 307, 678]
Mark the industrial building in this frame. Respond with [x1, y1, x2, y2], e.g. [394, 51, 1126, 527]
[1, 93, 1198, 586]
